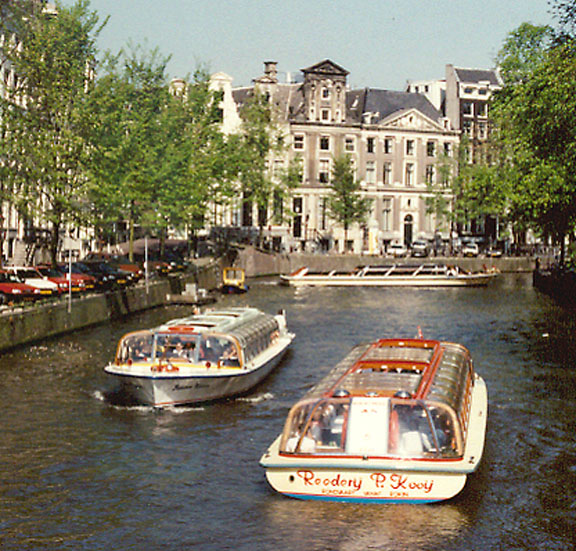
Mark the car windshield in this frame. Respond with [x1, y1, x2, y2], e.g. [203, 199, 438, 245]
[0, 272, 21, 283]
[18, 269, 42, 279]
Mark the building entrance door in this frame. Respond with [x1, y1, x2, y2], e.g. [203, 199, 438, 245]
[403, 214, 413, 246]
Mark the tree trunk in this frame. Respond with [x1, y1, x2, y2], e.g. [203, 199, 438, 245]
[128, 217, 134, 262]
[50, 221, 61, 268]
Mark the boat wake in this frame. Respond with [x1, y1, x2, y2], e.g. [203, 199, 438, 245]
[237, 392, 275, 404]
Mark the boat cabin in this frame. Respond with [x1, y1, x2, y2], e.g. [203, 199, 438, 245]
[114, 307, 282, 370]
[279, 338, 476, 460]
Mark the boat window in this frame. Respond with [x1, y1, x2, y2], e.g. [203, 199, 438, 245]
[197, 335, 240, 367]
[280, 398, 350, 454]
[155, 333, 200, 363]
[388, 400, 460, 458]
[117, 331, 154, 363]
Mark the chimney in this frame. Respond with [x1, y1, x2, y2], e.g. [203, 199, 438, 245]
[264, 61, 278, 82]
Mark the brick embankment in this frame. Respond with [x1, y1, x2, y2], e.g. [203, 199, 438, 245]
[236, 246, 536, 277]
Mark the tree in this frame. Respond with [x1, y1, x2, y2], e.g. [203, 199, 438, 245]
[550, 0, 576, 39]
[86, 50, 231, 258]
[0, 0, 103, 265]
[237, 91, 289, 243]
[491, 39, 576, 262]
[495, 23, 552, 85]
[326, 154, 372, 251]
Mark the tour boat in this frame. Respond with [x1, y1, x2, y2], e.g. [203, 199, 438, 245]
[280, 264, 498, 287]
[105, 307, 294, 407]
[260, 337, 488, 503]
[220, 267, 248, 294]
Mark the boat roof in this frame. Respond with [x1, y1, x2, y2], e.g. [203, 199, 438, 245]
[302, 338, 472, 412]
[155, 307, 269, 335]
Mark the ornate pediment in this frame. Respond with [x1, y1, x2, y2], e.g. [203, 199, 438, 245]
[301, 59, 349, 77]
[379, 108, 444, 132]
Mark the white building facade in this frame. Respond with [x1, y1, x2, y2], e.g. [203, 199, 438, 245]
[221, 60, 460, 254]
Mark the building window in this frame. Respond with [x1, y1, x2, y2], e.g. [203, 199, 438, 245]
[444, 142, 452, 156]
[322, 87, 330, 99]
[462, 120, 472, 135]
[405, 163, 414, 187]
[383, 138, 393, 154]
[366, 161, 376, 184]
[406, 140, 415, 156]
[478, 121, 487, 139]
[477, 102, 487, 117]
[383, 162, 392, 185]
[382, 198, 392, 232]
[479, 88, 488, 96]
[321, 109, 330, 121]
[425, 164, 435, 184]
[319, 136, 330, 151]
[293, 134, 304, 150]
[463, 102, 473, 115]
[319, 159, 330, 183]
[367, 137, 375, 154]
[345, 136, 355, 152]
[426, 141, 436, 157]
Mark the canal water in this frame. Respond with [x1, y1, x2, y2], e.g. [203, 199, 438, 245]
[0, 274, 575, 550]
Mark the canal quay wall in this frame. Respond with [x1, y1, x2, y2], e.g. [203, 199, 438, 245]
[236, 246, 536, 277]
[0, 258, 226, 354]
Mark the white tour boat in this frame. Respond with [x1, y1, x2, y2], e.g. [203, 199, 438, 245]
[105, 307, 294, 407]
[280, 264, 498, 287]
[260, 337, 488, 503]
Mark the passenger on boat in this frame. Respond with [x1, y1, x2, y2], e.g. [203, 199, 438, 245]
[221, 341, 240, 366]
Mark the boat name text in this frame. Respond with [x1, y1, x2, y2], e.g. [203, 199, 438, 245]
[296, 470, 434, 494]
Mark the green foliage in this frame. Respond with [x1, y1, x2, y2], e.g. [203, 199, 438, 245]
[491, 36, 576, 258]
[495, 23, 552, 85]
[237, 91, 293, 230]
[85, 46, 227, 255]
[326, 154, 372, 241]
[0, 0, 102, 264]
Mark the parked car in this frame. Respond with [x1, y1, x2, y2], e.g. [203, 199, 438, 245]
[0, 270, 42, 304]
[411, 240, 430, 258]
[4, 266, 60, 297]
[35, 266, 83, 294]
[79, 260, 132, 289]
[486, 247, 503, 258]
[388, 242, 408, 258]
[69, 261, 120, 291]
[462, 242, 480, 257]
[56, 264, 98, 292]
[83, 252, 143, 281]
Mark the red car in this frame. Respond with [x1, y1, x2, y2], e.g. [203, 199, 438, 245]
[36, 266, 90, 293]
[0, 270, 42, 304]
[56, 264, 98, 292]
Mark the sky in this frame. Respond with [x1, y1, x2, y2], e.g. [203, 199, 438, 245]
[61, 0, 553, 90]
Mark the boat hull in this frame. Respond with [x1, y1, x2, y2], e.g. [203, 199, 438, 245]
[264, 465, 467, 504]
[106, 336, 292, 407]
[281, 274, 496, 287]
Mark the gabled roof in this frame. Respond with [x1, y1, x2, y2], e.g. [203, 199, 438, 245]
[454, 68, 500, 86]
[359, 88, 443, 125]
[301, 59, 349, 77]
